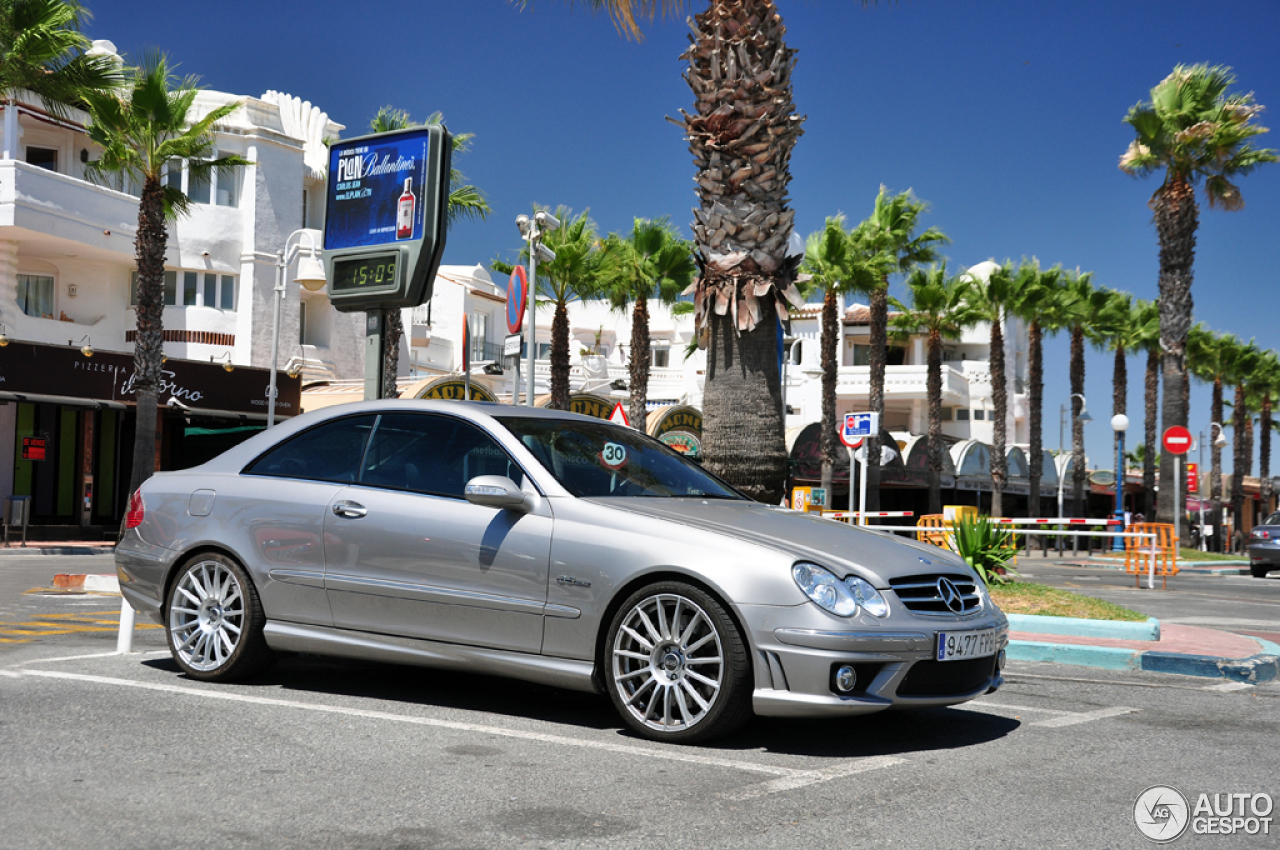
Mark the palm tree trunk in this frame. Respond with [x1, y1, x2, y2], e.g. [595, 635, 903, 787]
[381, 308, 402, 398]
[1261, 394, 1274, 515]
[1210, 377, 1224, 550]
[127, 176, 168, 496]
[549, 300, 571, 410]
[702, 299, 787, 503]
[819, 289, 838, 495]
[865, 283, 888, 511]
[1113, 344, 1127, 512]
[681, 0, 799, 505]
[1027, 321, 1044, 517]
[629, 299, 651, 429]
[1144, 348, 1159, 519]
[926, 328, 943, 515]
[1231, 382, 1246, 544]
[1153, 178, 1198, 524]
[989, 317, 1007, 517]
[1070, 327, 1086, 516]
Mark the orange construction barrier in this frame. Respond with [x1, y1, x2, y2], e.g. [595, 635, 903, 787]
[1124, 522, 1179, 588]
[916, 515, 953, 551]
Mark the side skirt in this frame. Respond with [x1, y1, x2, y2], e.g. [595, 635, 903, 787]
[263, 621, 601, 695]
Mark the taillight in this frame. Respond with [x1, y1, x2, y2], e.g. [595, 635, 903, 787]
[125, 490, 145, 529]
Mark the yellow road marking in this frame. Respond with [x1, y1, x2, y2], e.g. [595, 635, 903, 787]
[0, 611, 161, 646]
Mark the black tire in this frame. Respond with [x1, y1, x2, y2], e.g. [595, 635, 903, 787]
[165, 553, 275, 681]
[1250, 564, 1271, 579]
[604, 580, 752, 744]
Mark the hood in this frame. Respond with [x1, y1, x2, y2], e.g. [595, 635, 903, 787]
[589, 498, 973, 586]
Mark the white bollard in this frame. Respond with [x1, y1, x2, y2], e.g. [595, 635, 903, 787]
[116, 597, 135, 655]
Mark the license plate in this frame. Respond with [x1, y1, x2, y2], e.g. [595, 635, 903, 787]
[936, 628, 999, 662]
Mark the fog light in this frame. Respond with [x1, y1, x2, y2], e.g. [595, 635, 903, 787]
[996, 649, 1007, 671]
[834, 665, 857, 693]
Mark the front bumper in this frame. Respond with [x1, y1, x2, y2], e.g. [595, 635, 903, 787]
[740, 602, 1008, 718]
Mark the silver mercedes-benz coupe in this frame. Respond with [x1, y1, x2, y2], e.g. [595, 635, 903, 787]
[116, 400, 1008, 743]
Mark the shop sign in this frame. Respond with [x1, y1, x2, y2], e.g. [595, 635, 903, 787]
[659, 433, 700, 457]
[417, 379, 496, 402]
[0, 341, 299, 416]
[21, 437, 45, 461]
[566, 394, 613, 420]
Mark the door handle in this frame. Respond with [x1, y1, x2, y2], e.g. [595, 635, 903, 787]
[332, 501, 367, 519]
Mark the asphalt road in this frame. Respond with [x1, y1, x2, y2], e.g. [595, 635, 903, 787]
[1, 554, 1278, 849]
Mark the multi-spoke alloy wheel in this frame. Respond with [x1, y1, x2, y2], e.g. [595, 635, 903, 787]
[166, 554, 273, 681]
[606, 581, 750, 743]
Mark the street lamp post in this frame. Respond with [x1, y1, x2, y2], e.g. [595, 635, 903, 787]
[781, 339, 803, 423]
[515, 211, 559, 406]
[269, 229, 326, 427]
[1208, 421, 1229, 551]
[1111, 413, 1129, 552]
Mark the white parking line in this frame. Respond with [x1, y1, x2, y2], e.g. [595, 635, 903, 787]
[720, 755, 907, 801]
[1031, 706, 1139, 727]
[15, 669, 802, 777]
[972, 701, 1075, 716]
[1203, 681, 1254, 692]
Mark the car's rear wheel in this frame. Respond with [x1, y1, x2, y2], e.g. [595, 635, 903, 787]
[1251, 563, 1271, 578]
[166, 553, 274, 681]
[605, 581, 751, 744]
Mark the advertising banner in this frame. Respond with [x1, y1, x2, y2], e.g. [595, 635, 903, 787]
[325, 131, 431, 251]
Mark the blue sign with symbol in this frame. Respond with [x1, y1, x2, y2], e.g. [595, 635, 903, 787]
[843, 413, 874, 439]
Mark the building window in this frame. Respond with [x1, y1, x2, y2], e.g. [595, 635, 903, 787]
[940, 407, 953, 422]
[16, 274, 54, 318]
[26, 147, 58, 171]
[302, 189, 308, 228]
[848, 343, 907, 367]
[652, 348, 670, 369]
[973, 409, 986, 421]
[956, 408, 970, 421]
[298, 301, 307, 345]
[162, 157, 238, 207]
[131, 271, 235, 310]
[188, 163, 211, 205]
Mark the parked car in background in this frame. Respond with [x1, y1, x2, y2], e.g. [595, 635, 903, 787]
[116, 400, 1008, 743]
[1247, 512, 1280, 578]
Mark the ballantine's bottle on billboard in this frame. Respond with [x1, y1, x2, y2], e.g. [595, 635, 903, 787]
[396, 177, 415, 240]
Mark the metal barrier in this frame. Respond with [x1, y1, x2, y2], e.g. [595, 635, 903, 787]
[1123, 523, 1179, 589]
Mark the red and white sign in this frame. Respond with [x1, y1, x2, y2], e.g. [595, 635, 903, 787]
[609, 401, 631, 428]
[21, 437, 45, 461]
[1186, 462, 1199, 492]
[1162, 425, 1193, 455]
[600, 442, 628, 469]
[506, 266, 528, 335]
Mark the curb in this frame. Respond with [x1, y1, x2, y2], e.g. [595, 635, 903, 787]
[1008, 634, 1280, 682]
[1007, 640, 1140, 670]
[1140, 651, 1279, 684]
[0, 545, 115, 557]
[1006, 613, 1160, 641]
[50, 574, 121, 594]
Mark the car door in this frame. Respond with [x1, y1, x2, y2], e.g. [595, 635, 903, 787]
[234, 413, 378, 628]
[322, 412, 553, 653]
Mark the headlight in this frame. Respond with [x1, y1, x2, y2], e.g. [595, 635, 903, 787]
[792, 563, 858, 616]
[845, 576, 890, 618]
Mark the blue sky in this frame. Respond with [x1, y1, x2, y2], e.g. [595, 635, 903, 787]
[88, 0, 1280, 473]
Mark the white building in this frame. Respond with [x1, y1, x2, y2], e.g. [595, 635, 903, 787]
[0, 42, 362, 531]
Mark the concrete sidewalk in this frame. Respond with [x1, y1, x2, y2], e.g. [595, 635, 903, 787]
[0, 541, 115, 556]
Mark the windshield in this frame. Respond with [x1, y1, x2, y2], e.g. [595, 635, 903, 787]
[497, 416, 743, 500]
[1264, 512, 1280, 526]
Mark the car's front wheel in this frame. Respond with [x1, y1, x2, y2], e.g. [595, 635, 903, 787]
[605, 581, 751, 744]
[166, 553, 274, 681]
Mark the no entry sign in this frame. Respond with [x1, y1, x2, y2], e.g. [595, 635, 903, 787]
[1162, 425, 1193, 455]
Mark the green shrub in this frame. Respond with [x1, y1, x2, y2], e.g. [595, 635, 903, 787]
[951, 515, 1020, 586]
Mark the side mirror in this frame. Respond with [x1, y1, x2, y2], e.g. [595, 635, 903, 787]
[464, 475, 533, 512]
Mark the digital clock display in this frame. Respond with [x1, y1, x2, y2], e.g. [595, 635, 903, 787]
[331, 254, 400, 292]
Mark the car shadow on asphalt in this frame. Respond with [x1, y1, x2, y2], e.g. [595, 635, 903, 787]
[142, 653, 1020, 758]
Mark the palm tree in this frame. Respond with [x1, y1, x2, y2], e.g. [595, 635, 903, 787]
[494, 207, 608, 410]
[851, 187, 948, 510]
[1104, 296, 1159, 515]
[82, 53, 249, 495]
[890, 266, 979, 514]
[1008, 263, 1067, 517]
[599, 217, 696, 427]
[1125, 443, 1157, 472]
[1188, 324, 1239, 547]
[0, 0, 120, 121]
[366, 106, 491, 396]
[1226, 341, 1263, 536]
[799, 215, 882, 493]
[523, 0, 813, 502]
[1120, 64, 1277, 524]
[961, 261, 1023, 517]
[1058, 271, 1113, 515]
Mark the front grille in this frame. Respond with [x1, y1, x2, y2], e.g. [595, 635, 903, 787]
[888, 573, 982, 615]
[896, 655, 997, 697]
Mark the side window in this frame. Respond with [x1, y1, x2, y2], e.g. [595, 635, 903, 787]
[360, 413, 520, 498]
[244, 415, 375, 482]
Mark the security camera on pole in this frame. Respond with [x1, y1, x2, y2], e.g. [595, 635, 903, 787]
[321, 125, 453, 400]
[515, 210, 558, 405]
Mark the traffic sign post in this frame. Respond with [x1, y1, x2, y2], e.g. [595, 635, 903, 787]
[1163, 426, 1193, 549]
[841, 413, 879, 525]
[321, 126, 452, 400]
